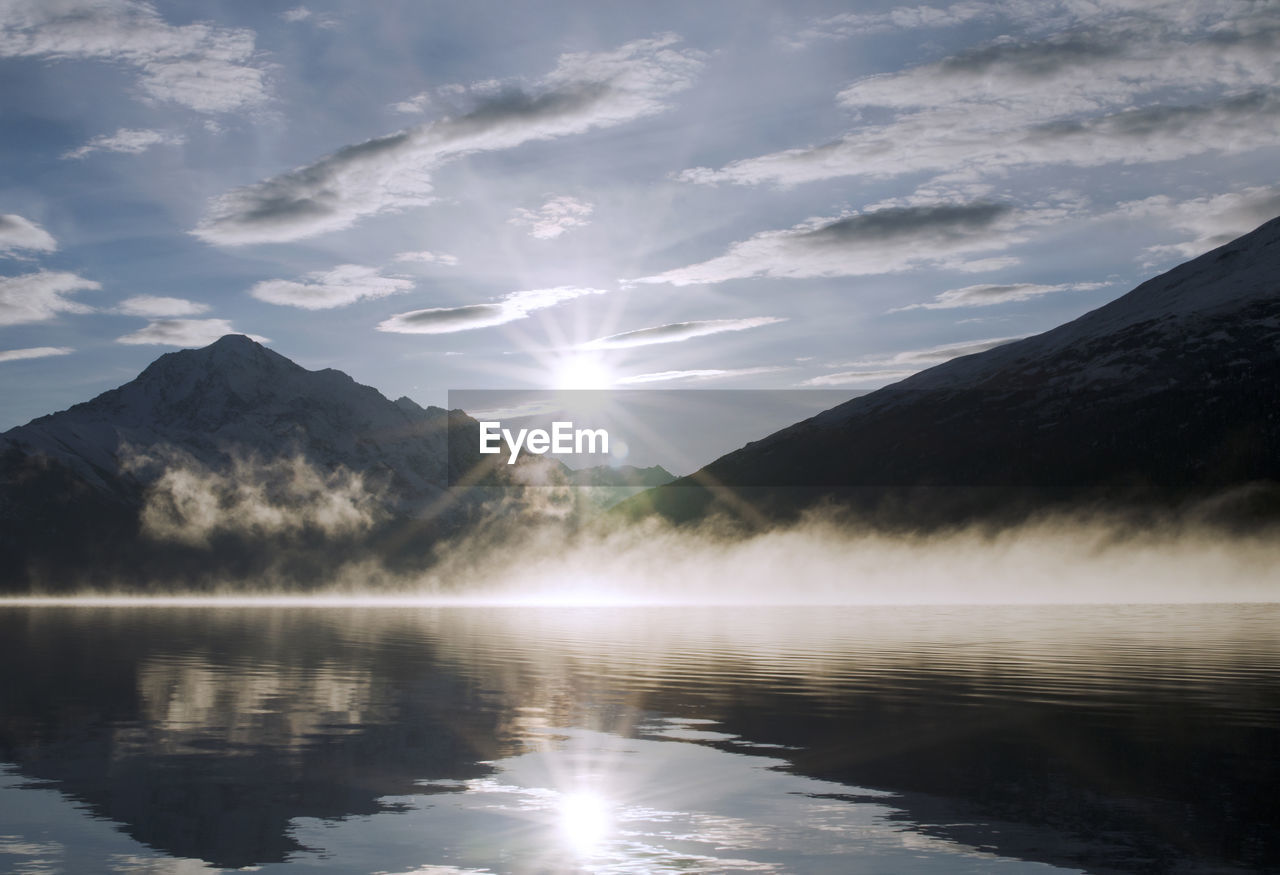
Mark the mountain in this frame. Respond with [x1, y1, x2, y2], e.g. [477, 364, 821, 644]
[0, 336, 671, 591]
[4, 335, 457, 509]
[622, 215, 1280, 528]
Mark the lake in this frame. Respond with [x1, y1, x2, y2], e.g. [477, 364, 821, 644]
[0, 603, 1276, 873]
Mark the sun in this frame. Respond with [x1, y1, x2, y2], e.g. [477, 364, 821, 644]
[550, 351, 615, 390]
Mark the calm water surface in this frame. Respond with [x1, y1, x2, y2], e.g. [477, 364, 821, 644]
[0, 604, 1277, 874]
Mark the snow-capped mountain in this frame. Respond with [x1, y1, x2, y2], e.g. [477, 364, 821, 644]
[627, 215, 1280, 525]
[0, 336, 671, 590]
[3, 335, 457, 511]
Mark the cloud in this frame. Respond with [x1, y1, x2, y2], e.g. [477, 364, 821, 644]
[580, 317, 786, 350]
[116, 318, 268, 346]
[0, 346, 73, 363]
[1116, 186, 1280, 261]
[62, 127, 184, 159]
[378, 286, 607, 335]
[391, 91, 431, 114]
[249, 264, 414, 310]
[686, 4, 1280, 188]
[634, 203, 1027, 285]
[394, 250, 458, 266]
[617, 366, 784, 385]
[801, 369, 920, 387]
[114, 295, 210, 317]
[790, 1, 1001, 45]
[192, 34, 703, 245]
[802, 335, 1023, 385]
[0, 214, 56, 255]
[682, 92, 1280, 188]
[509, 195, 594, 239]
[0, 0, 270, 112]
[0, 270, 98, 325]
[892, 281, 1106, 311]
[281, 6, 311, 22]
[123, 447, 382, 546]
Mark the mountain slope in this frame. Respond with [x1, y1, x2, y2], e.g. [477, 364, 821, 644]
[623, 215, 1280, 527]
[3, 335, 456, 510]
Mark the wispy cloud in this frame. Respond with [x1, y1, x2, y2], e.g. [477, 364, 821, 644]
[691, 3, 1280, 188]
[280, 6, 312, 23]
[0, 271, 98, 325]
[0, 346, 73, 363]
[0, 214, 56, 256]
[390, 91, 431, 114]
[0, 0, 270, 112]
[63, 128, 185, 160]
[634, 203, 1029, 286]
[617, 366, 784, 385]
[803, 335, 1024, 385]
[394, 250, 458, 266]
[378, 286, 607, 335]
[116, 318, 268, 346]
[115, 295, 211, 317]
[801, 369, 920, 387]
[509, 195, 594, 239]
[1115, 186, 1280, 262]
[892, 281, 1106, 311]
[193, 35, 703, 244]
[580, 317, 786, 349]
[250, 264, 414, 310]
[790, 1, 1000, 45]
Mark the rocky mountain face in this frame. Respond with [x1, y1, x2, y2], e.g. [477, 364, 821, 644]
[0, 336, 670, 591]
[624, 216, 1280, 528]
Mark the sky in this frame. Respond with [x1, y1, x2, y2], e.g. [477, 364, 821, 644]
[1, 0, 1279, 430]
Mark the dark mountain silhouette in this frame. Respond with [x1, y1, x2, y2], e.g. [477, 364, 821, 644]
[621, 215, 1280, 528]
[0, 336, 670, 591]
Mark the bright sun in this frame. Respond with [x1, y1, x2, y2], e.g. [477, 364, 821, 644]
[558, 790, 611, 855]
[550, 352, 615, 390]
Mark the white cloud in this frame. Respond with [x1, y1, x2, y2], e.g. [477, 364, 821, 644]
[509, 195, 594, 239]
[802, 335, 1024, 385]
[801, 369, 920, 387]
[281, 6, 311, 22]
[394, 250, 458, 266]
[689, 3, 1280, 188]
[0, 346, 73, 362]
[63, 127, 184, 159]
[116, 318, 268, 346]
[249, 264, 414, 310]
[580, 317, 786, 350]
[617, 366, 784, 385]
[125, 448, 380, 546]
[0, 270, 98, 325]
[115, 295, 210, 317]
[193, 34, 703, 245]
[0, 213, 57, 255]
[1116, 186, 1280, 261]
[0, 0, 270, 113]
[378, 286, 607, 335]
[634, 202, 1031, 286]
[391, 91, 431, 114]
[892, 281, 1106, 311]
[790, 1, 1001, 46]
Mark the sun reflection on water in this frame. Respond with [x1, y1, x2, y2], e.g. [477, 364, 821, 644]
[557, 790, 611, 856]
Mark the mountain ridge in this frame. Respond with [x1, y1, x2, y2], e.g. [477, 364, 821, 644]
[622, 214, 1280, 526]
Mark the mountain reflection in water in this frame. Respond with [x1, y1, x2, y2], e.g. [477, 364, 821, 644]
[0, 604, 1276, 873]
